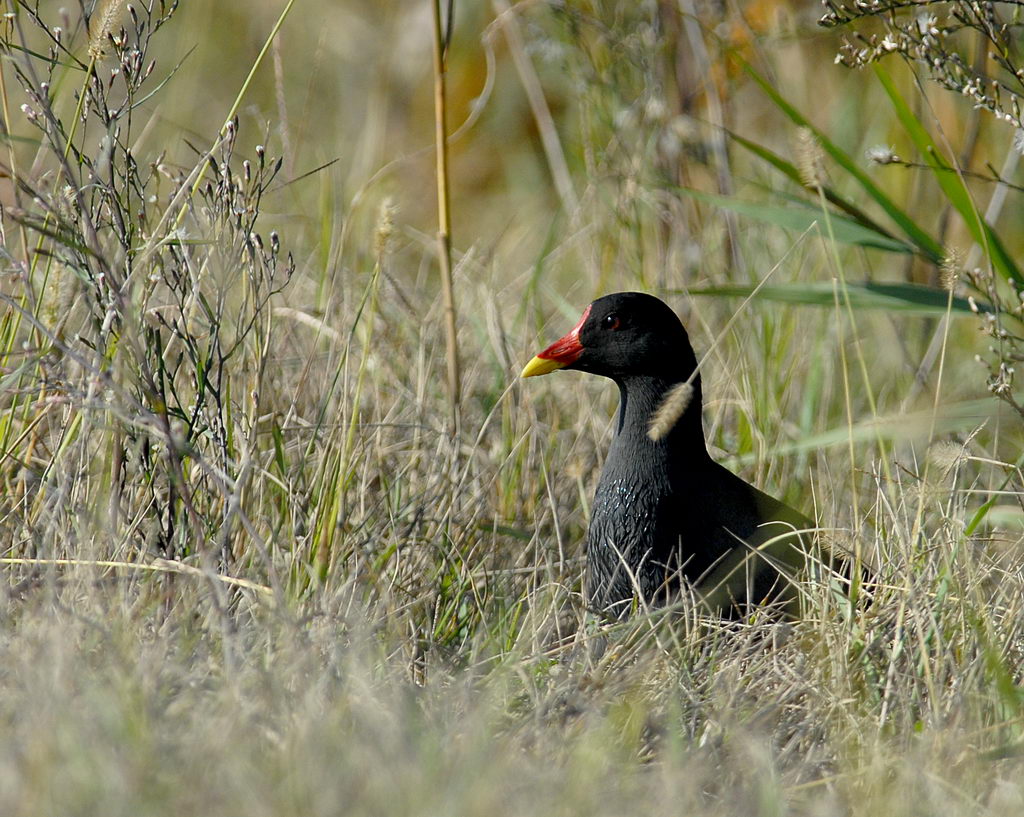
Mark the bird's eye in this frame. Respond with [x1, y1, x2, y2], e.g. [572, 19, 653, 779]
[603, 314, 621, 330]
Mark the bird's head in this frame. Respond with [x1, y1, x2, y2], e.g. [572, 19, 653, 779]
[521, 292, 697, 382]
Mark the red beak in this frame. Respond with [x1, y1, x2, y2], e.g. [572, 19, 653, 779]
[520, 305, 590, 377]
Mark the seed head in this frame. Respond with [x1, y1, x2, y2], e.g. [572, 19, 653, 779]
[648, 382, 695, 442]
[795, 127, 826, 189]
[928, 440, 968, 475]
[374, 197, 398, 259]
[88, 0, 126, 60]
[940, 248, 962, 292]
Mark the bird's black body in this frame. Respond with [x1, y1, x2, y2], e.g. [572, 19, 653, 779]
[523, 292, 813, 618]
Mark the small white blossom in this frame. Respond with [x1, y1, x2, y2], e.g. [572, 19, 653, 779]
[916, 14, 939, 36]
[866, 145, 898, 164]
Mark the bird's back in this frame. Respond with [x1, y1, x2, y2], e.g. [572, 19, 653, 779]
[687, 460, 814, 613]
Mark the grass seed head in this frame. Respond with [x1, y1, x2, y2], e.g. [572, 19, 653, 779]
[928, 440, 969, 475]
[648, 381, 694, 442]
[88, 0, 126, 60]
[795, 127, 826, 189]
[941, 248, 963, 292]
[374, 197, 398, 259]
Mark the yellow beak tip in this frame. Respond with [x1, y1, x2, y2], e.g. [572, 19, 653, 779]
[520, 356, 565, 378]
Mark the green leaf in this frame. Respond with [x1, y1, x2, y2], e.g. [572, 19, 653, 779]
[740, 58, 944, 263]
[686, 280, 986, 314]
[727, 130, 903, 247]
[728, 393, 1020, 465]
[476, 521, 534, 541]
[965, 451, 1024, 535]
[677, 187, 915, 254]
[873, 64, 1024, 286]
[271, 418, 287, 477]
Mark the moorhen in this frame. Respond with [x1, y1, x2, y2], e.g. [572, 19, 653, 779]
[522, 292, 820, 618]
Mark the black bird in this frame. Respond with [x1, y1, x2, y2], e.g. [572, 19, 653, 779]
[522, 292, 819, 618]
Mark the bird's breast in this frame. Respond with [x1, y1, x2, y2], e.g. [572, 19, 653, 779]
[588, 475, 667, 552]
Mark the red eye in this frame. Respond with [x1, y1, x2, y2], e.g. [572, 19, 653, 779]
[603, 314, 621, 330]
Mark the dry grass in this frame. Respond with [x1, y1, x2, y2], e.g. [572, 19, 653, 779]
[0, 1, 1022, 814]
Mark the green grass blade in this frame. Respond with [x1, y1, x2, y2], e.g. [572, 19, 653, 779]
[677, 187, 915, 254]
[873, 64, 1024, 286]
[727, 393, 1020, 465]
[741, 58, 944, 262]
[686, 281, 987, 314]
[727, 129, 904, 245]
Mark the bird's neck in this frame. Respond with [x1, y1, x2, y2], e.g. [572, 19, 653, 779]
[613, 374, 708, 455]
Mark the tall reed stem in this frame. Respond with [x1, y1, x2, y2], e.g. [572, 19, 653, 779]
[431, 0, 461, 431]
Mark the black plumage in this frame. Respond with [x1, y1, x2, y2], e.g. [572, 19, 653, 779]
[522, 292, 816, 618]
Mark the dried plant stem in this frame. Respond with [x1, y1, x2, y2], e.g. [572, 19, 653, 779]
[431, 0, 461, 430]
[677, 0, 743, 276]
[0, 558, 272, 595]
[493, 0, 578, 217]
